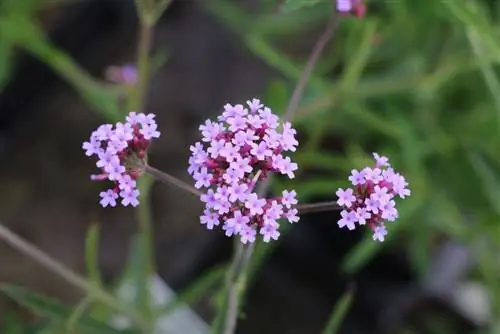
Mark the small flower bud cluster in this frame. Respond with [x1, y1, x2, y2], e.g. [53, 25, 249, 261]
[82, 112, 160, 207]
[337, 0, 366, 17]
[105, 64, 138, 86]
[336, 153, 410, 242]
[188, 99, 300, 244]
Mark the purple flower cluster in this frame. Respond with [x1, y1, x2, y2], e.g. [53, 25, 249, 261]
[336, 0, 366, 17]
[105, 64, 138, 85]
[82, 112, 160, 207]
[188, 99, 300, 244]
[336, 153, 410, 242]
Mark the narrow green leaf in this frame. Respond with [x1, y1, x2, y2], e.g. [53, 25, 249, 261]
[466, 28, 500, 126]
[466, 150, 500, 216]
[0, 35, 12, 90]
[158, 265, 226, 316]
[322, 286, 355, 334]
[339, 19, 378, 91]
[245, 34, 326, 88]
[281, 0, 328, 13]
[1, 285, 136, 334]
[0, 17, 121, 120]
[85, 223, 102, 287]
[443, 1, 500, 63]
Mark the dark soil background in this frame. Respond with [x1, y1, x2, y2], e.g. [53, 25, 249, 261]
[0, 0, 480, 333]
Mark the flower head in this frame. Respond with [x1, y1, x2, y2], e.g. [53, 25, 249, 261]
[83, 111, 160, 207]
[336, 153, 410, 241]
[336, 0, 366, 17]
[105, 64, 138, 85]
[189, 99, 299, 244]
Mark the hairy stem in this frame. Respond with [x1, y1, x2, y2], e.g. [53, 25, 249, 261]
[132, 0, 156, 321]
[144, 164, 201, 197]
[133, 20, 154, 111]
[0, 223, 150, 331]
[221, 8, 340, 334]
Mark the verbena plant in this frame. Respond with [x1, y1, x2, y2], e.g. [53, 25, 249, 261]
[1, 0, 499, 333]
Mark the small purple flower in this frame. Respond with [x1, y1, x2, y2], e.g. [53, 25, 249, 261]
[373, 225, 388, 242]
[336, 188, 356, 208]
[120, 188, 140, 207]
[245, 193, 266, 216]
[201, 210, 220, 230]
[260, 221, 280, 243]
[100, 189, 118, 208]
[193, 167, 213, 189]
[281, 190, 298, 209]
[348, 169, 366, 185]
[335, 153, 410, 241]
[240, 225, 257, 244]
[338, 210, 357, 230]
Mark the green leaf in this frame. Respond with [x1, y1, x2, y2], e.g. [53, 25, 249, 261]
[1, 285, 137, 334]
[466, 150, 500, 216]
[245, 34, 327, 88]
[0, 0, 40, 17]
[443, 1, 500, 64]
[466, 28, 500, 126]
[158, 265, 226, 316]
[281, 0, 328, 13]
[0, 17, 121, 121]
[85, 224, 102, 287]
[0, 34, 13, 90]
[322, 286, 355, 334]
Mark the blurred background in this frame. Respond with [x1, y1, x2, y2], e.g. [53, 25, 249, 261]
[1, 0, 500, 333]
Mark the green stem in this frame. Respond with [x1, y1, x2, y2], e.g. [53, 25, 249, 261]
[131, 0, 156, 322]
[219, 6, 340, 334]
[133, 20, 154, 111]
[0, 223, 150, 331]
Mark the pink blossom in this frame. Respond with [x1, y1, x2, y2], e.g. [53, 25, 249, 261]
[189, 98, 300, 244]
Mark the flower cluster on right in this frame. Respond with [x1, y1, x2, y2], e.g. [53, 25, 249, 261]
[336, 153, 410, 242]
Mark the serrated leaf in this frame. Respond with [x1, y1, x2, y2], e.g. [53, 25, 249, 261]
[1, 285, 137, 334]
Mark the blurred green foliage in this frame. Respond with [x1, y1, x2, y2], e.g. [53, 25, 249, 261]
[2, 0, 500, 333]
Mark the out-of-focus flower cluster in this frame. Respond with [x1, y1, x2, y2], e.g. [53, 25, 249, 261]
[82, 112, 160, 207]
[188, 99, 300, 244]
[105, 64, 138, 86]
[336, 153, 410, 242]
[336, 0, 366, 17]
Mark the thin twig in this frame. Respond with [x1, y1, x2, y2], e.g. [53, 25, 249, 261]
[0, 223, 149, 331]
[144, 164, 201, 197]
[222, 7, 341, 334]
[283, 8, 340, 121]
[297, 201, 341, 214]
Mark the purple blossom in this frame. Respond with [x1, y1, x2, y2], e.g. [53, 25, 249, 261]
[337, 0, 352, 12]
[335, 153, 410, 242]
[348, 169, 366, 185]
[120, 188, 140, 207]
[338, 210, 357, 230]
[260, 221, 280, 242]
[188, 98, 300, 243]
[100, 189, 118, 208]
[336, 188, 356, 208]
[83, 111, 161, 207]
